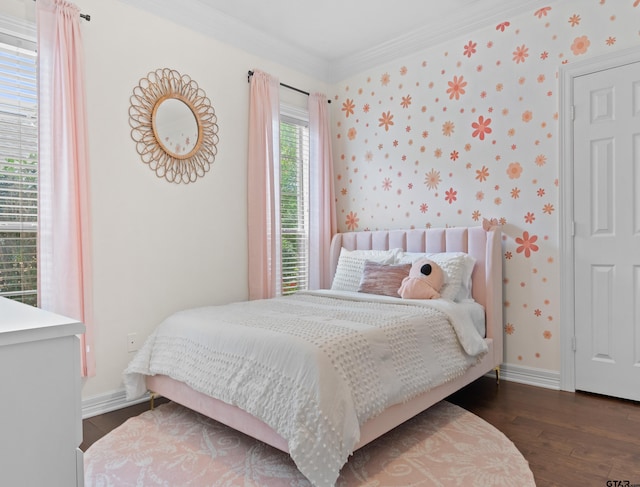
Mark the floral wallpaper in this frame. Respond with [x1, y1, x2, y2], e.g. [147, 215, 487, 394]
[331, 1, 640, 373]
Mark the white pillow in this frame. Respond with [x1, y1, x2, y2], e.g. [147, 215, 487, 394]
[331, 248, 400, 292]
[398, 251, 476, 301]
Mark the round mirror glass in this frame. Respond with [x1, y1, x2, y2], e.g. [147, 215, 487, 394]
[154, 98, 199, 157]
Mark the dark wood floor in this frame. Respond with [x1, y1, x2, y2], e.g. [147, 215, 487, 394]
[81, 395, 169, 452]
[82, 378, 640, 486]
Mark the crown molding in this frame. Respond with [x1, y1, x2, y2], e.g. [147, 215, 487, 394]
[120, 0, 331, 81]
[330, 0, 554, 82]
[121, 0, 555, 84]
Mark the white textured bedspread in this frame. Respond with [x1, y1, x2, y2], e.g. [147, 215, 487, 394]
[124, 290, 487, 487]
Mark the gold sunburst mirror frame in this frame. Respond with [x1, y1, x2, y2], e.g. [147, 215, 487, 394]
[129, 68, 219, 184]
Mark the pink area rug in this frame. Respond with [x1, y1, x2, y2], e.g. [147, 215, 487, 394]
[84, 401, 535, 486]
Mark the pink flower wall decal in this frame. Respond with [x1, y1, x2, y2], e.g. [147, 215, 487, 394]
[471, 115, 492, 140]
[447, 75, 467, 100]
[378, 111, 394, 131]
[571, 35, 591, 55]
[345, 211, 359, 230]
[513, 44, 529, 64]
[524, 212, 536, 224]
[445, 187, 458, 204]
[534, 7, 551, 18]
[442, 121, 455, 136]
[516, 231, 539, 257]
[463, 40, 477, 58]
[507, 162, 523, 179]
[424, 169, 441, 190]
[342, 99, 355, 118]
[476, 166, 489, 182]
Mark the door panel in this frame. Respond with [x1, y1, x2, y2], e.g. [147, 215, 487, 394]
[590, 265, 613, 363]
[589, 138, 613, 234]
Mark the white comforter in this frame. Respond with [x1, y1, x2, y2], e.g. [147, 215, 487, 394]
[124, 290, 487, 487]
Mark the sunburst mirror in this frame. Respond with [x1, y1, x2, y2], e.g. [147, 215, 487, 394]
[129, 68, 219, 184]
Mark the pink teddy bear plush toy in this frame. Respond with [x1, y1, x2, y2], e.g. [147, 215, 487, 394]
[398, 257, 444, 299]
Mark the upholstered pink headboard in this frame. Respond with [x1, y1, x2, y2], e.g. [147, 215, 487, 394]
[328, 226, 503, 365]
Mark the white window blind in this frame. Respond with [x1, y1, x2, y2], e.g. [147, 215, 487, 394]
[0, 30, 38, 306]
[280, 109, 309, 295]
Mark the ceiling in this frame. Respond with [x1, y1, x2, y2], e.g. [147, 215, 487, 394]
[123, 0, 551, 82]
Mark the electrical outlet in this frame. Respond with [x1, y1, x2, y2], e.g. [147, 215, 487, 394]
[127, 332, 139, 353]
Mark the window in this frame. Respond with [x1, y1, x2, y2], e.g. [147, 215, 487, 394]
[280, 107, 309, 295]
[0, 25, 38, 306]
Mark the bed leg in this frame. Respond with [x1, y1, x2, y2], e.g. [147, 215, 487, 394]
[149, 391, 156, 410]
[494, 367, 500, 385]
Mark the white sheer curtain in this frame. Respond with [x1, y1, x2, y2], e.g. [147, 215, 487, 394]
[37, 0, 94, 376]
[308, 93, 337, 289]
[247, 70, 281, 300]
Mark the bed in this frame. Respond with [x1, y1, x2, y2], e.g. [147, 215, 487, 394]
[124, 225, 503, 487]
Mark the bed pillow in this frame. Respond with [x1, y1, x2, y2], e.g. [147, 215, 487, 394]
[454, 253, 476, 301]
[398, 251, 476, 301]
[357, 261, 412, 297]
[331, 248, 400, 292]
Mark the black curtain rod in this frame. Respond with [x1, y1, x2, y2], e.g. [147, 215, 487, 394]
[32, 0, 90, 21]
[247, 70, 330, 103]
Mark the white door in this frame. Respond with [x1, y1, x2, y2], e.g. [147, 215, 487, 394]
[573, 61, 640, 402]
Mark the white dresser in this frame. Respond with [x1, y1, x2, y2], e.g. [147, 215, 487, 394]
[0, 296, 85, 487]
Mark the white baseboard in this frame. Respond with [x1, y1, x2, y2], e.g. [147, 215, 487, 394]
[490, 363, 561, 390]
[83, 364, 561, 419]
[82, 389, 152, 419]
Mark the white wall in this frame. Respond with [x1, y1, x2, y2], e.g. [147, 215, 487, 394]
[1, 0, 329, 402]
